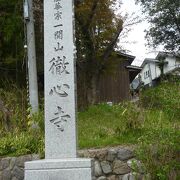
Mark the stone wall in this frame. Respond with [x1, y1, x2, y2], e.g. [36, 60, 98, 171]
[0, 154, 39, 180]
[0, 146, 150, 180]
[79, 146, 149, 180]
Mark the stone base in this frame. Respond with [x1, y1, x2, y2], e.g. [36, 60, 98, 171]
[25, 158, 92, 180]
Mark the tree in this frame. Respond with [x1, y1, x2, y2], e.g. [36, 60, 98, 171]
[157, 54, 166, 76]
[75, 0, 123, 105]
[0, 0, 130, 107]
[136, 0, 180, 51]
[0, 0, 24, 85]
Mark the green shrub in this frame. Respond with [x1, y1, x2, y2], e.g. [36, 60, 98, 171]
[0, 82, 45, 157]
[0, 84, 27, 131]
[120, 102, 145, 131]
[138, 80, 180, 179]
[136, 128, 179, 180]
[140, 80, 180, 120]
[0, 131, 44, 157]
[27, 110, 44, 132]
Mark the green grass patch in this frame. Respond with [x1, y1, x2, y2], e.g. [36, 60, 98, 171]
[78, 103, 144, 148]
[0, 78, 179, 179]
[0, 131, 44, 157]
[140, 80, 180, 120]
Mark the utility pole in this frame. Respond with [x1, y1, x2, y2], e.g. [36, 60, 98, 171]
[24, 0, 39, 113]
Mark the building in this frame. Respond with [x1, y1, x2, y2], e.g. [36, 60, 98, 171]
[77, 52, 141, 107]
[96, 52, 141, 103]
[140, 52, 180, 87]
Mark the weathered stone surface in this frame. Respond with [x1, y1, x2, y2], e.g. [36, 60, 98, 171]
[12, 166, 24, 180]
[94, 160, 103, 177]
[122, 173, 144, 180]
[25, 159, 92, 180]
[31, 154, 40, 160]
[107, 149, 117, 162]
[107, 175, 117, 180]
[0, 160, 2, 170]
[92, 176, 96, 180]
[9, 157, 16, 170]
[78, 148, 108, 160]
[117, 149, 134, 161]
[127, 159, 145, 174]
[101, 161, 112, 174]
[15, 155, 32, 168]
[44, 0, 78, 160]
[122, 174, 129, 180]
[118, 175, 124, 180]
[129, 173, 143, 180]
[78, 147, 135, 161]
[0, 158, 10, 170]
[78, 150, 90, 158]
[0, 171, 2, 180]
[113, 160, 130, 175]
[12, 177, 19, 180]
[95, 150, 108, 161]
[97, 176, 107, 180]
[0, 146, 149, 180]
[2, 168, 11, 180]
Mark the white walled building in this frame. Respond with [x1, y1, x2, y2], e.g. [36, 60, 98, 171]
[140, 52, 180, 87]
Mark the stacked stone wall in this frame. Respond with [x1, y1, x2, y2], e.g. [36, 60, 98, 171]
[0, 146, 150, 180]
[79, 146, 149, 180]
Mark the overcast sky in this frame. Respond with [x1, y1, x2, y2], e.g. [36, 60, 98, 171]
[119, 0, 161, 66]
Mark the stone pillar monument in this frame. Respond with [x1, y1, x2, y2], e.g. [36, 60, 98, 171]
[24, 0, 92, 179]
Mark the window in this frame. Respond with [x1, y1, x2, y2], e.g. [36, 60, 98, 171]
[144, 70, 151, 79]
[144, 72, 146, 79]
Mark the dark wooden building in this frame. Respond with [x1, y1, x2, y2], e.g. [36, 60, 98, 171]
[96, 52, 141, 103]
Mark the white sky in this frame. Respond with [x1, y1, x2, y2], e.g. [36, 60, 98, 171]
[119, 0, 162, 66]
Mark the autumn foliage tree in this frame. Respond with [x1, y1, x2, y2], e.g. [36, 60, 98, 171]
[0, 0, 125, 106]
[75, 0, 123, 105]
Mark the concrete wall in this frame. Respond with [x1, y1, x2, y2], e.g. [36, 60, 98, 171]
[0, 146, 150, 180]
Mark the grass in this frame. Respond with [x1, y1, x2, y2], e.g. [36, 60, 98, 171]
[78, 103, 144, 148]
[0, 131, 44, 157]
[2, 103, 176, 154]
[0, 77, 179, 179]
[78, 103, 179, 147]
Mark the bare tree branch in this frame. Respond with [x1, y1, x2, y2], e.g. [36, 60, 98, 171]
[102, 20, 123, 61]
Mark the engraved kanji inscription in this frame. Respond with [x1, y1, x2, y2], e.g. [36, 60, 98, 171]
[54, 42, 63, 51]
[50, 106, 71, 131]
[54, 2, 62, 10]
[54, 11, 62, 20]
[54, 24, 63, 28]
[54, 30, 63, 40]
[49, 56, 70, 75]
[54, 0, 62, 2]
[49, 84, 70, 97]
